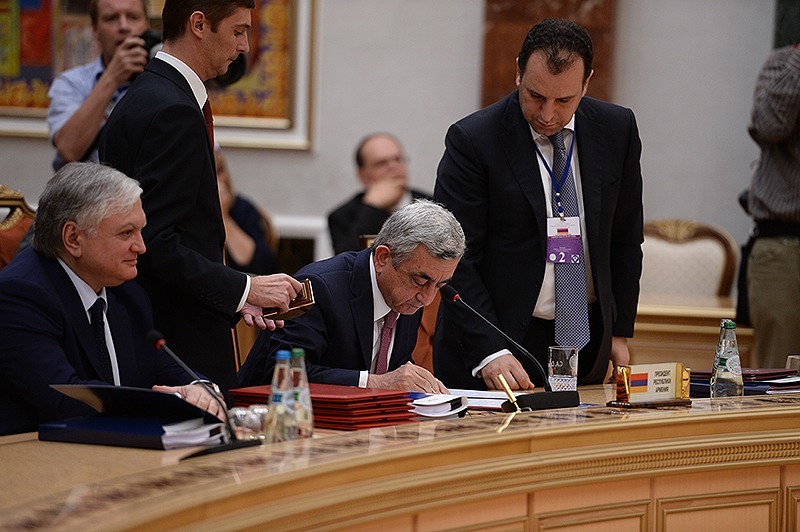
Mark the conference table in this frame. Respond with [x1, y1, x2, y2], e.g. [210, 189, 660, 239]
[3, 386, 800, 531]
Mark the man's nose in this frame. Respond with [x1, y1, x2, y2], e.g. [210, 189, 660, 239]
[133, 233, 146, 254]
[540, 100, 556, 122]
[417, 283, 438, 306]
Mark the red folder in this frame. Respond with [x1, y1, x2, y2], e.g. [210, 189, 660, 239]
[229, 383, 415, 431]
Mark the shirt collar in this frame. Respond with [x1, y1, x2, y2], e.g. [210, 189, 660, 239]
[368, 251, 392, 322]
[530, 115, 576, 143]
[57, 258, 108, 312]
[154, 51, 208, 108]
[91, 56, 106, 82]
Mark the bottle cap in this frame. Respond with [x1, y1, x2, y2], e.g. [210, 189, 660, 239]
[722, 319, 736, 329]
[291, 347, 306, 358]
[276, 349, 290, 360]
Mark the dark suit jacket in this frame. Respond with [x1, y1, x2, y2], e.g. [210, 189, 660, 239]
[328, 189, 431, 254]
[433, 91, 643, 388]
[99, 58, 246, 391]
[0, 248, 194, 436]
[238, 249, 422, 387]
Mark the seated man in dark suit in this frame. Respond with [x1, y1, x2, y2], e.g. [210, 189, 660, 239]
[239, 200, 465, 392]
[0, 162, 223, 436]
[328, 133, 432, 254]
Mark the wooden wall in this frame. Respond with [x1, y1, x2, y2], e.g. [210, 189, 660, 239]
[482, 0, 616, 107]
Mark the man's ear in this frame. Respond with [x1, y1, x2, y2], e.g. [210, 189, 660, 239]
[189, 11, 206, 37]
[373, 245, 391, 275]
[62, 221, 83, 259]
[581, 69, 594, 96]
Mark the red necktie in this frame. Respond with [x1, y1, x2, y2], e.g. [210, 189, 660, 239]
[375, 311, 398, 374]
[202, 99, 214, 147]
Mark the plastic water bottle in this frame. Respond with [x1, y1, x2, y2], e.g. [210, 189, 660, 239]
[266, 349, 294, 443]
[290, 348, 314, 439]
[710, 319, 744, 398]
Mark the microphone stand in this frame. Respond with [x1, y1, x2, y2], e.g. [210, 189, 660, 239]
[440, 286, 579, 412]
[147, 330, 261, 459]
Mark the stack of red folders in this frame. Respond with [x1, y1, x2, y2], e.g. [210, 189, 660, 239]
[228, 383, 415, 430]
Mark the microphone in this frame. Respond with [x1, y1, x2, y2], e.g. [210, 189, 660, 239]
[439, 285, 579, 411]
[147, 330, 261, 459]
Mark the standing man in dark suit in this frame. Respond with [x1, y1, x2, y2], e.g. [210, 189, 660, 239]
[434, 18, 643, 390]
[100, 0, 302, 392]
[0, 162, 224, 436]
[328, 133, 432, 254]
[239, 200, 464, 392]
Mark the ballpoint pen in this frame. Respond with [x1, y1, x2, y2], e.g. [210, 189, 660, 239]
[496, 374, 521, 412]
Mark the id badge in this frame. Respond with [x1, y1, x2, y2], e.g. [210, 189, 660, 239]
[546, 216, 582, 264]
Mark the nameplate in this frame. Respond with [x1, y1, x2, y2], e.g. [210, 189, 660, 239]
[613, 363, 690, 404]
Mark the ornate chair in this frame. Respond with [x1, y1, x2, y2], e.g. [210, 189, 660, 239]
[640, 219, 739, 297]
[0, 184, 36, 270]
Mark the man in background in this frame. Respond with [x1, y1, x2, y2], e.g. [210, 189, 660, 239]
[434, 18, 643, 390]
[239, 200, 464, 393]
[0, 162, 223, 436]
[100, 0, 302, 392]
[47, 0, 150, 171]
[328, 133, 432, 254]
[746, 43, 800, 369]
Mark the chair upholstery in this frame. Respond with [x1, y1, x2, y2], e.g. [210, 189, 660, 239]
[0, 184, 35, 270]
[640, 219, 739, 297]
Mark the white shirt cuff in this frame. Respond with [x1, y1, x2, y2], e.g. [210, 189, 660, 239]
[235, 274, 251, 313]
[472, 349, 514, 377]
[358, 370, 369, 388]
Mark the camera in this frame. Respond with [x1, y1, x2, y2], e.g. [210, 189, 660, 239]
[140, 29, 163, 59]
[133, 29, 246, 87]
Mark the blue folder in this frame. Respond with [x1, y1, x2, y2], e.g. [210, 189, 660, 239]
[39, 384, 223, 449]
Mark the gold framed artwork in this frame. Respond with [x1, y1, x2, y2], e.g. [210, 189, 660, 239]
[0, 0, 313, 149]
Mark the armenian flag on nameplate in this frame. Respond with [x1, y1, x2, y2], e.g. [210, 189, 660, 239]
[614, 362, 689, 403]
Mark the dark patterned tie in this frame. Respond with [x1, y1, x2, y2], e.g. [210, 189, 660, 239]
[375, 311, 399, 374]
[89, 298, 114, 383]
[548, 130, 591, 350]
[202, 99, 214, 148]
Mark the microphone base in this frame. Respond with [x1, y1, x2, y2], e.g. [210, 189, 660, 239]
[181, 438, 262, 460]
[501, 390, 580, 412]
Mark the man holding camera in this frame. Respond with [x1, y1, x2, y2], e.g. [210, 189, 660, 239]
[47, 0, 151, 171]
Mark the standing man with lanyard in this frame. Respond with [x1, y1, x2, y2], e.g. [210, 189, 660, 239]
[100, 0, 302, 392]
[433, 18, 644, 390]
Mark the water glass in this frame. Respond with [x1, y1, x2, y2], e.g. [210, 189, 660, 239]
[228, 404, 269, 440]
[548, 346, 578, 392]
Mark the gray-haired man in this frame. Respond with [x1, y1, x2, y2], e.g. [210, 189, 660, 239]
[239, 200, 466, 392]
[0, 162, 223, 436]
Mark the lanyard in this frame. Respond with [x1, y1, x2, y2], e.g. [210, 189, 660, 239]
[534, 130, 576, 219]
